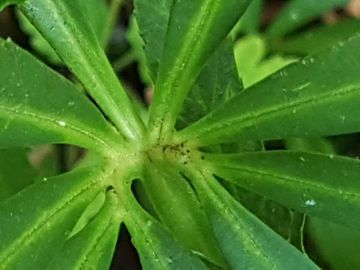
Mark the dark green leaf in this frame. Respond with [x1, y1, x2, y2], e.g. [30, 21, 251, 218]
[20, 0, 144, 139]
[148, 0, 251, 138]
[51, 190, 121, 270]
[143, 160, 226, 267]
[189, 171, 317, 269]
[177, 34, 360, 146]
[0, 148, 35, 201]
[271, 19, 360, 56]
[267, 0, 349, 38]
[203, 151, 360, 230]
[0, 39, 118, 152]
[307, 217, 360, 269]
[0, 167, 105, 269]
[117, 179, 208, 270]
[177, 39, 242, 129]
[133, 0, 172, 82]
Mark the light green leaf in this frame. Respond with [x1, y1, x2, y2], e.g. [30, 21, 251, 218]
[267, 0, 349, 38]
[189, 171, 318, 269]
[0, 167, 105, 269]
[68, 190, 106, 239]
[0, 148, 35, 201]
[203, 151, 360, 230]
[271, 19, 360, 56]
[19, 0, 144, 140]
[142, 160, 226, 267]
[148, 0, 251, 139]
[51, 190, 121, 270]
[177, 39, 242, 129]
[177, 34, 360, 146]
[234, 35, 295, 88]
[117, 179, 208, 270]
[0, 39, 118, 153]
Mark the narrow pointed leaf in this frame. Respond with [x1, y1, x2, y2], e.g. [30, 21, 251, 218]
[51, 191, 121, 270]
[19, 0, 144, 139]
[118, 180, 208, 270]
[0, 167, 105, 269]
[148, 0, 251, 138]
[177, 34, 360, 146]
[189, 171, 318, 269]
[203, 151, 360, 230]
[143, 161, 226, 267]
[267, 0, 349, 38]
[0, 39, 118, 152]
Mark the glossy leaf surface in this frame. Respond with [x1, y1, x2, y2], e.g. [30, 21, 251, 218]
[0, 39, 118, 152]
[20, 0, 144, 139]
[149, 0, 251, 138]
[143, 161, 225, 266]
[177, 35, 360, 146]
[51, 191, 121, 270]
[118, 180, 208, 270]
[203, 151, 360, 230]
[190, 171, 317, 269]
[0, 167, 105, 269]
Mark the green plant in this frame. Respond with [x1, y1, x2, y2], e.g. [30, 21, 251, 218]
[1, 0, 360, 269]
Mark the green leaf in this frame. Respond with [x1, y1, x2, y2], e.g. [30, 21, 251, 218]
[0, 39, 118, 153]
[0, 148, 35, 201]
[307, 217, 360, 269]
[117, 179, 208, 270]
[266, 0, 349, 38]
[51, 190, 121, 270]
[189, 171, 317, 269]
[234, 35, 295, 88]
[16, 0, 109, 64]
[142, 160, 226, 267]
[127, 17, 153, 86]
[19, 0, 144, 140]
[271, 19, 360, 56]
[148, 0, 251, 139]
[0, 0, 23, 11]
[231, 0, 263, 36]
[176, 34, 360, 146]
[68, 190, 107, 239]
[0, 167, 105, 269]
[202, 150, 360, 230]
[177, 39, 242, 129]
[133, 0, 172, 82]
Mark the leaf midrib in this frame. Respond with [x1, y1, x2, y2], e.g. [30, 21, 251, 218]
[0, 178, 99, 267]
[0, 104, 111, 150]
[182, 84, 360, 143]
